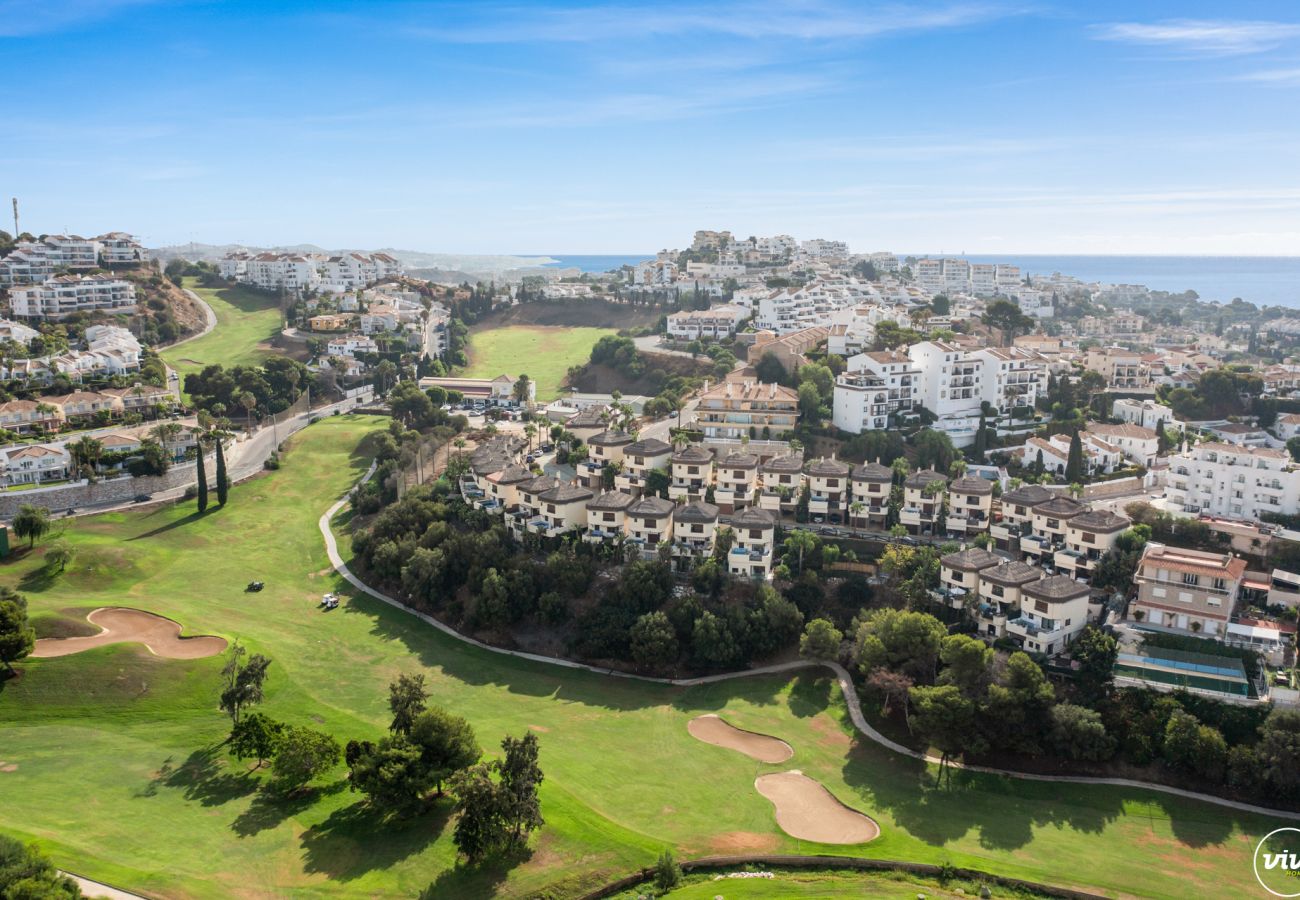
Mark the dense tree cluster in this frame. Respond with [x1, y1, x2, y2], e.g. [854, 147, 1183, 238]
[184, 357, 312, 420]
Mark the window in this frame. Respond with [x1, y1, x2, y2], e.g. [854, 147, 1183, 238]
[1179, 592, 1193, 603]
[749, 529, 761, 539]
[1152, 587, 1166, 598]
[1182, 572, 1198, 586]
[1212, 577, 1226, 591]
[603, 513, 615, 522]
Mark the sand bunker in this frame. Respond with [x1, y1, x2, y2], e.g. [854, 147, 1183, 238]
[31, 607, 227, 659]
[687, 714, 793, 764]
[755, 771, 879, 844]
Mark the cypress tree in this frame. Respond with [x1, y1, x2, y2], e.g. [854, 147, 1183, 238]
[216, 438, 229, 506]
[1065, 429, 1084, 483]
[196, 440, 209, 513]
[1155, 417, 1169, 454]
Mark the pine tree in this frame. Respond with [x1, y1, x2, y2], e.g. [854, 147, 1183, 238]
[196, 440, 209, 513]
[216, 438, 229, 506]
[1065, 429, 1084, 483]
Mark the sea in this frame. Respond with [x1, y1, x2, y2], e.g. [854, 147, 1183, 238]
[537, 253, 1300, 308]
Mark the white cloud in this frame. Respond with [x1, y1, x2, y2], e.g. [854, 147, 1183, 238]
[400, 2, 1017, 43]
[1093, 19, 1300, 57]
[1238, 67, 1300, 85]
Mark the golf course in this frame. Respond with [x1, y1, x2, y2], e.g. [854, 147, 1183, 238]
[160, 278, 284, 382]
[0, 415, 1287, 898]
[463, 325, 616, 401]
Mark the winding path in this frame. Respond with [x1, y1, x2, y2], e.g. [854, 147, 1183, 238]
[319, 461, 1300, 822]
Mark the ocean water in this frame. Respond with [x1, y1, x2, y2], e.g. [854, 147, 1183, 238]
[537, 253, 1300, 307]
[914, 254, 1300, 307]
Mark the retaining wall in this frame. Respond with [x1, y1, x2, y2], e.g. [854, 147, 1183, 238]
[0, 451, 215, 519]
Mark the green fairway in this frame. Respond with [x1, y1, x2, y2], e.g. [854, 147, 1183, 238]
[160, 277, 283, 381]
[0, 415, 1288, 899]
[463, 324, 616, 401]
[638, 868, 1051, 899]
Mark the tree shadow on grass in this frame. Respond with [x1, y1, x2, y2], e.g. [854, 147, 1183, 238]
[127, 511, 206, 542]
[17, 564, 59, 593]
[417, 846, 529, 899]
[231, 780, 348, 837]
[140, 746, 259, 807]
[300, 796, 452, 880]
[788, 670, 832, 717]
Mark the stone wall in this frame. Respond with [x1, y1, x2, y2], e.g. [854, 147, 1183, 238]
[0, 451, 214, 520]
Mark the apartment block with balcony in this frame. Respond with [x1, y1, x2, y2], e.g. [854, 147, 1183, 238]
[583, 490, 635, 543]
[529, 483, 594, 538]
[10, 275, 137, 320]
[727, 507, 778, 578]
[696, 380, 799, 440]
[939, 547, 1001, 612]
[481, 464, 535, 514]
[1132, 543, 1246, 637]
[1165, 442, 1300, 522]
[1083, 348, 1150, 390]
[806, 457, 851, 521]
[1055, 509, 1129, 580]
[901, 469, 947, 534]
[991, 483, 1055, 551]
[849, 462, 892, 528]
[946, 475, 993, 536]
[972, 347, 1047, 415]
[508, 474, 562, 536]
[1008, 575, 1091, 656]
[1022, 495, 1086, 564]
[668, 445, 713, 502]
[616, 438, 672, 497]
[581, 429, 634, 489]
[839, 350, 919, 427]
[758, 453, 804, 514]
[673, 500, 719, 560]
[714, 451, 759, 512]
[975, 561, 1042, 640]
[626, 496, 675, 552]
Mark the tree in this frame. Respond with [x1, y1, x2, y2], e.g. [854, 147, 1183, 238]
[349, 736, 429, 814]
[497, 732, 544, 846]
[451, 764, 503, 863]
[512, 374, 532, 406]
[913, 430, 957, 473]
[1048, 703, 1115, 761]
[388, 673, 429, 735]
[799, 618, 842, 661]
[409, 706, 481, 795]
[783, 529, 817, 574]
[1064, 429, 1084, 484]
[655, 849, 683, 891]
[0, 588, 36, 675]
[938, 634, 993, 698]
[1257, 708, 1300, 796]
[1163, 709, 1227, 780]
[270, 725, 340, 791]
[755, 352, 789, 386]
[68, 435, 104, 476]
[855, 608, 945, 683]
[692, 610, 740, 669]
[909, 684, 984, 781]
[44, 540, 74, 574]
[196, 434, 209, 513]
[12, 504, 50, 549]
[0, 834, 84, 898]
[983, 651, 1055, 753]
[982, 299, 1034, 345]
[630, 611, 678, 670]
[866, 667, 914, 720]
[1071, 626, 1118, 704]
[797, 381, 822, 424]
[219, 641, 272, 723]
[215, 437, 229, 506]
[228, 712, 285, 769]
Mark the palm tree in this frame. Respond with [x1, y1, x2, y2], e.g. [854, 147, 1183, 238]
[671, 430, 691, 451]
[849, 500, 865, 530]
[523, 423, 537, 454]
[238, 391, 258, 433]
[1068, 482, 1084, 500]
[69, 435, 103, 476]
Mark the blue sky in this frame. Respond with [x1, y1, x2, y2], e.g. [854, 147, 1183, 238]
[3, 1, 1300, 255]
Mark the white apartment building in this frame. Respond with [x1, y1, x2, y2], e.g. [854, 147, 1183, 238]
[969, 263, 996, 296]
[666, 305, 747, 341]
[0, 233, 147, 286]
[326, 335, 379, 357]
[867, 252, 900, 272]
[1085, 422, 1160, 467]
[320, 253, 404, 292]
[1166, 443, 1300, 522]
[915, 258, 944, 295]
[244, 253, 320, 293]
[834, 349, 921, 432]
[995, 264, 1021, 292]
[755, 288, 818, 333]
[0, 318, 40, 344]
[942, 259, 970, 294]
[10, 275, 137, 319]
[634, 259, 678, 286]
[800, 238, 849, 258]
[971, 347, 1047, 414]
[1113, 398, 1179, 433]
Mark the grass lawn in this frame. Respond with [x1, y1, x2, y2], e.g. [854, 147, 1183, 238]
[160, 277, 283, 382]
[463, 325, 616, 401]
[633, 867, 1054, 899]
[0, 414, 1288, 898]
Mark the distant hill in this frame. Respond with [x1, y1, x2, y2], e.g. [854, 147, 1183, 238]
[151, 242, 558, 277]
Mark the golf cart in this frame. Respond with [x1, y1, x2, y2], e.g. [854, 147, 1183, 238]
[246, 581, 265, 592]
[320, 592, 339, 610]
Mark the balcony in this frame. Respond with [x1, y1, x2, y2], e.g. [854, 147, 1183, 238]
[946, 514, 986, 533]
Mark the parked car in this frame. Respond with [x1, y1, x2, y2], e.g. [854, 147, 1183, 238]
[246, 581, 265, 592]
[133, 494, 151, 503]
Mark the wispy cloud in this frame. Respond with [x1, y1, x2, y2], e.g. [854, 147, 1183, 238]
[398, 2, 1018, 43]
[1092, 19, 1300, 57]
[0, 0, 157, 37]
[1237, 67, 1300, 85]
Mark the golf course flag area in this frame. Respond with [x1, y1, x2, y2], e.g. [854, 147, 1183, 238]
[0, 415, 1289, 898]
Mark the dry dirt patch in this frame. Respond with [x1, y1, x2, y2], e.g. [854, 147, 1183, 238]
[755, 771, 879, 845]
[31, 607, 227, 659]
[687, 714, 793, 763]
